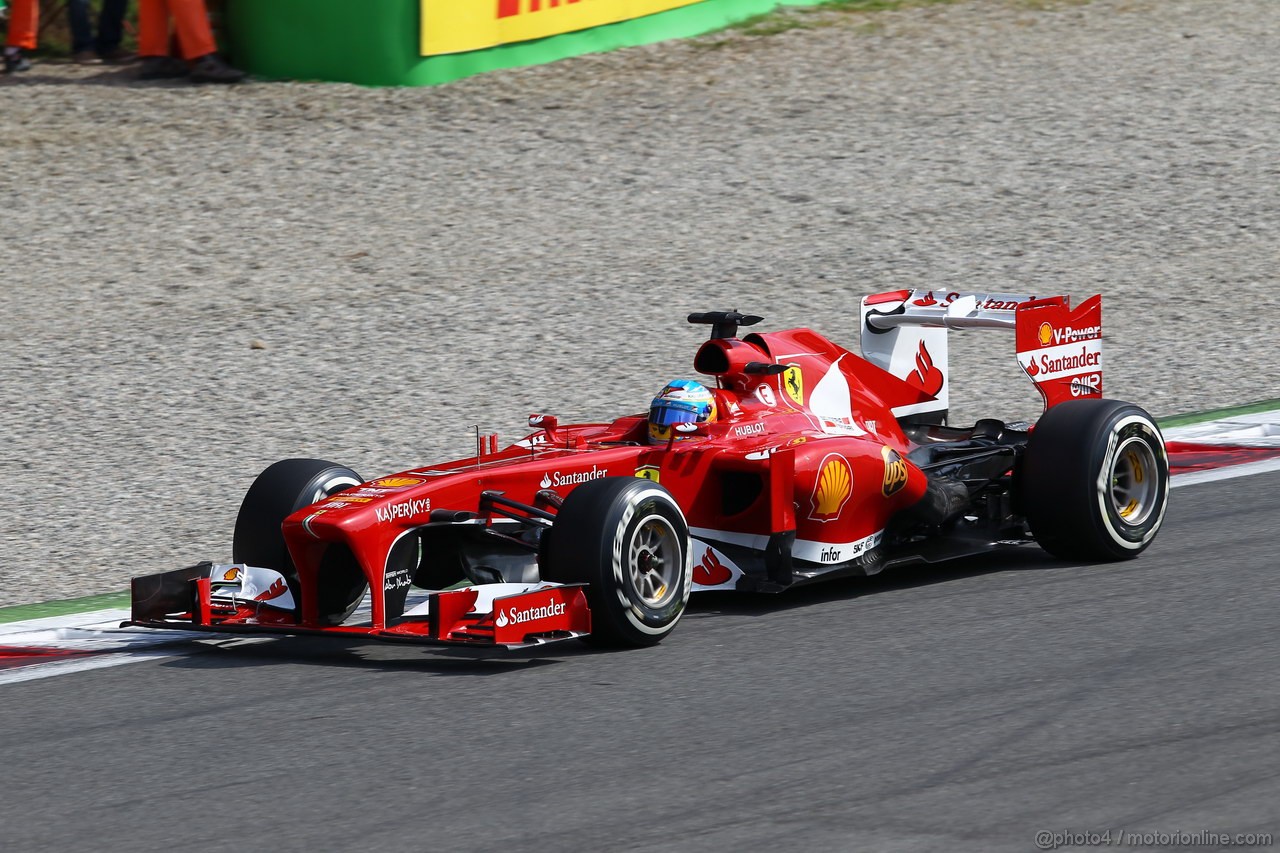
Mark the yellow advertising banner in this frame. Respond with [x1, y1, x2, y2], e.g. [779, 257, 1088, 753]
[422, 0, 707, 56]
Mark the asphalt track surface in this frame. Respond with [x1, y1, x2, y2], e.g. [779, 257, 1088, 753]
[2, 471, 1276, 853]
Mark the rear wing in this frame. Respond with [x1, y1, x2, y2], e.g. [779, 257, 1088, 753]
[859, 290, 1102, 421]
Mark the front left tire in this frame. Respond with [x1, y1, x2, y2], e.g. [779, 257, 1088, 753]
[232, 458, 367, 625]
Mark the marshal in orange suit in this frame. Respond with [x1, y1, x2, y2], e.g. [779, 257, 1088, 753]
[3, 0, 37, 73]
[137, 0, 245, 83]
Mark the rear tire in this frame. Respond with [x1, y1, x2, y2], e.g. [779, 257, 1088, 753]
[232, 458, 366, 624]
[542, 478, 693, 647]
[1020, 399, 1169, 560]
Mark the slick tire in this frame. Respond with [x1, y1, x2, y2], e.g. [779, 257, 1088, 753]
[542, 478, 693, 648]
[1019, 399, 1169, 561]
[232, 458, 367, 625]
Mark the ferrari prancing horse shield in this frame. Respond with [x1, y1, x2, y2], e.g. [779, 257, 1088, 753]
[783, 365, 804, 406]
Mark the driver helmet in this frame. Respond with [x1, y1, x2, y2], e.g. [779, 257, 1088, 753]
[649, 380, 717, 444]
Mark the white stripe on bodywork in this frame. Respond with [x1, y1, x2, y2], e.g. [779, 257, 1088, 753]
[690, 527, 884, 564]
[689, 527, 771, 552]
[791, 529, 883, 564]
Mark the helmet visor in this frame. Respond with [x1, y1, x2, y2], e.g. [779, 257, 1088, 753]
[650, 399, 704, 427]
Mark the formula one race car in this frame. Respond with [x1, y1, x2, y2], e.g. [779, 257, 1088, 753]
[130, 291, 1170, 650]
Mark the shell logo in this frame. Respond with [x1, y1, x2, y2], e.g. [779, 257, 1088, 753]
[1038, 322, 1053, 346]
[369, 477, 424, 489]
[221, 567, 241, 582]
[809, 453, 853, 522]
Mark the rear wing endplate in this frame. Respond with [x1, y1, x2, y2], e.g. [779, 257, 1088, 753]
[859, 290, 1103, 420]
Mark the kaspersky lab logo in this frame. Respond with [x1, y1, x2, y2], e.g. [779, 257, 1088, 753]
[539, 466, 608, 490]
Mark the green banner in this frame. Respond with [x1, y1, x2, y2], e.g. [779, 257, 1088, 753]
[225, 0, 816, 87]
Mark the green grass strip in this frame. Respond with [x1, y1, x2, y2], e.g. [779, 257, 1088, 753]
[1158, 399, 1280, 429]
[0, 591, 131, 625]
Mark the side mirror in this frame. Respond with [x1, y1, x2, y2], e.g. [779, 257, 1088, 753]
[529, 413, 559, 439]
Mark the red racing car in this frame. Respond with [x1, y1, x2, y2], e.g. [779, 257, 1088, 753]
[130, 291, 1170, 650]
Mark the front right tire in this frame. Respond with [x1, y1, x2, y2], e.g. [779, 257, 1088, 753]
[541, 477, 693, 647]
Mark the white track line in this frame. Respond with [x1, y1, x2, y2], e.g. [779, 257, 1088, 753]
[0, 649, 184, 686]
[0, 610, 234, 686]
[1, 609, 132, 638]
[1171, 456, 1280, 488]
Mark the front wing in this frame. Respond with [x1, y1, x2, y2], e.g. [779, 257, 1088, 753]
[127, 563, 592, 652]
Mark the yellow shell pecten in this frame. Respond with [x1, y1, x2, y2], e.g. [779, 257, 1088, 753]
[813, 455, 853, 518]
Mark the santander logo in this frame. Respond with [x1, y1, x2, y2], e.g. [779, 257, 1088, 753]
[906, 340, 944, 397]
[539, 466, 608, 490]
[694, 548, 732, 586]
[495, 600, 567, 627]
[252, 578, 289, 602]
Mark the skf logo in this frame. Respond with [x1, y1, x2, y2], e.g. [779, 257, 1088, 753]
[1038, 322, 1053, 346]
[809, 454, 853, 522]
[635, 465, 660, 483]
[882, 446, 909, 497]
[783, 365, 804, 406]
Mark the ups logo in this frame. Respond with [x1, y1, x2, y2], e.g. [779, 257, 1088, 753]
[882, 447, 909, 497]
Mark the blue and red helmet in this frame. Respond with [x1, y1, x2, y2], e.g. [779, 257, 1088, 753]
[648, 380, 717, 444]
